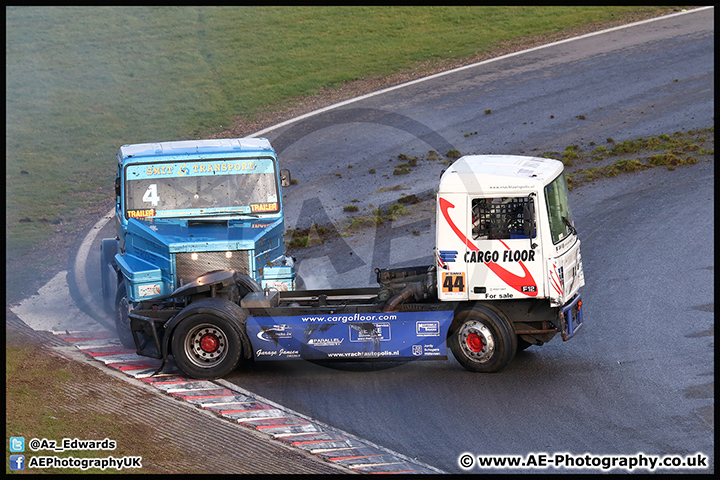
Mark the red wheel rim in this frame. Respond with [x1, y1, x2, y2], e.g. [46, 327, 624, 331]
[466, 332, 484, 353]
[199, 333, 219, 353]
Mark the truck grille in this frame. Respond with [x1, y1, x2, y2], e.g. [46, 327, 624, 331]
[175, 251, 251, 286]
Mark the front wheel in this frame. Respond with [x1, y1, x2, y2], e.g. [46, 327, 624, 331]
[115, 282, 136, 349]
[449, 305, 517, 373]
[170, 300, 245, 379]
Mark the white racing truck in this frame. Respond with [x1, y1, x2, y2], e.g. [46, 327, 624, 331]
[128, 154, 585, 378]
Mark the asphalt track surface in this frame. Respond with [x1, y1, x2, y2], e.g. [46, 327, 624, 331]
[55, 7, 713, 474]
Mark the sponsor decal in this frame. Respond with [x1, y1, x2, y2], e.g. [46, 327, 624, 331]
[255, 348, 300, 358]
[138, 283, 161, 297]
[465, 250, 536, 263]
[145, 161, 258, 176]
[439, 197, 538, 297]
[307, 338, 345, 347]
[349, 322, 391, 342]
[127, 209, 155, 219]
[416, 321, 440, 337]
[422, 345, 443, 356]
[251, 202, 279, 213]
[550, 263, 564, 297]
[442, 272, 466, 295]
[256, 325, 293, 342]
[438, 250, 457, 269]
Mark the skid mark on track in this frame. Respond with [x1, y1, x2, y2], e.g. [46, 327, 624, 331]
[56, 330, 445, 474]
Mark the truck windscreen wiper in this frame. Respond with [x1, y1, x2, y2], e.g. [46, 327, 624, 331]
[562, 216, 578, 235]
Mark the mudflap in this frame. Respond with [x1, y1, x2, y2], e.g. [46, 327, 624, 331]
[129, 312, 164, 358]
[559, 294, 583, 341]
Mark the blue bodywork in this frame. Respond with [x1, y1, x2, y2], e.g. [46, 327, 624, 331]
[117, 216, 290, 301]
[104, 138, 294, 306]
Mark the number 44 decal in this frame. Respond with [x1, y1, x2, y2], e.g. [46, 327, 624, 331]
[442, 272, 466, 294]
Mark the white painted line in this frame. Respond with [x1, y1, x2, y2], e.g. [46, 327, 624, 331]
[250, 7, 713, 138]
[91, 353, 148, 364]
[10, 271, 107, 333]
[73, 209, 115, 321]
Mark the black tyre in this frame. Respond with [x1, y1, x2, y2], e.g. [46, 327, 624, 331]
[100, 239, 118, 316]
[449, 305, 517, 373]
[115, 281, 136, 349]
[170, 298, 247, 379]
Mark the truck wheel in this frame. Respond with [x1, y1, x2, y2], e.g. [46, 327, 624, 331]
[449, 305, 517, 373]
[115, 282, 136, 350]
[170, 299, 246, 379]
[100, 239, 118, 316]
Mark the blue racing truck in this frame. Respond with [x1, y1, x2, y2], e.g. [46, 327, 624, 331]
[124, 154, 585, 379]
[100, 138, 295, 350]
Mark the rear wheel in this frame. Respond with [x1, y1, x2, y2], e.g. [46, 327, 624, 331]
[449, 305, 517, 373]
[170, 299, 246, 379]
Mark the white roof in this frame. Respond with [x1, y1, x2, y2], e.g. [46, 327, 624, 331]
[119, 137, 273, 160]
[439, 155, 564, 194]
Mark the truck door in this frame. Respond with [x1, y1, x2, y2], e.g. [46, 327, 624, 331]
[466, 196, 544, 301]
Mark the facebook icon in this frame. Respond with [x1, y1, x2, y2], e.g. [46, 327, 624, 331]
[10, 455, 25, 470]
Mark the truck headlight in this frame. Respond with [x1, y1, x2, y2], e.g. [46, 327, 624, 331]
[191, 252, 199, 261]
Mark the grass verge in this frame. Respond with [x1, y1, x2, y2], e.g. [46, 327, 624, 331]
[5, 328, 196, 474]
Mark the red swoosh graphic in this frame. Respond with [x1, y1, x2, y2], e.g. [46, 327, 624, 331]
[550, 263, 563, 296]
[439, 197, 538, 297]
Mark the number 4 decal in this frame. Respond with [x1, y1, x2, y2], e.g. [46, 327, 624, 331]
[442, 272, 466, 293]
[142, 184, 160, 206]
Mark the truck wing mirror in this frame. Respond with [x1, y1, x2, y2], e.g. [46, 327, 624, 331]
[280, 169, 292, 188]
[115, 176, 121, 197]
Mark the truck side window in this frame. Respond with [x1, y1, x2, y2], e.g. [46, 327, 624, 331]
[472, 197, 534, 240]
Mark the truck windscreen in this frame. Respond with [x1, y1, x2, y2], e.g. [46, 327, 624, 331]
[124, 157, 279, 219]
[544, 172, 575, 244]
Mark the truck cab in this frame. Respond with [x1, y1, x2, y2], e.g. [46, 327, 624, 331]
[436, 155, 584, 345]
[101, 138, 295, 348]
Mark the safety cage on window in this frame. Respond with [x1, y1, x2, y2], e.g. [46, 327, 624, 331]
[471, 196, 535, 240]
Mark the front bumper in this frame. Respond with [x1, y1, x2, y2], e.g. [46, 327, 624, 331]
[559, 294, 583, 341]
